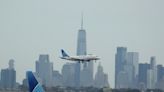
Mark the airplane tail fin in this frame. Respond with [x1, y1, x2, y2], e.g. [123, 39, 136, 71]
[27, 71, 45, 92]
[61, 49, 69, 57]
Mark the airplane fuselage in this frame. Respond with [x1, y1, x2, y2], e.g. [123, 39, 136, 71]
[61, 55, 100, 62]
[60, 49, 100, 63]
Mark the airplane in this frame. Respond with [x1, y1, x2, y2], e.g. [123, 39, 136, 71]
[27, 71, 45, 92]
[60, 49, 100, 63]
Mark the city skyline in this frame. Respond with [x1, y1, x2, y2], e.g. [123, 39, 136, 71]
[1, 0, 164, 88]
[1, 46, 164, 88]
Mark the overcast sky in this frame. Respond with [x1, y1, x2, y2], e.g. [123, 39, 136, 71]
[0, 0, 164, 88]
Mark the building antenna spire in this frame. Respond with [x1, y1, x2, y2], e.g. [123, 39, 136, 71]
[81, 12, 83, 30]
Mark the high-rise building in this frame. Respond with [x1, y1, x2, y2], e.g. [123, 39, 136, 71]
[22, 71, 30, 88]
[115, 47, 139, 89]
[77, 15, 87, 56]
[52, 70, 63, 87]
[126, 52, 139, 88]
[155, 65, 164, 90]
[157, 65, 164, 82]
[138, 63, 150, 89]
[138, 57, 157, 89]
[80, 62, 94, 87]
[94, 63, 109, 88]
[148, 56, 157, 89]
[35, 54, 53, 87]
[86, 61, 94, 86]
[156, 77, 164, 90]
[156, 68, 164, 90]
[1, 69, 16, 89]
[62, 63, 75, 87]
[147, 69, 154, 89]
[123, 64, 133, 88]
[74, 62, 80, 87]
[126, 52, 139, 78]
[76, 15, 94, 87]
[9, 59, 14, 70]
[0, 59, 16, 89]
[75, 16, 86, 87]
[116, 71, 129, 88]
[22, 78, 28, 88]
[115, 47, 127, 88]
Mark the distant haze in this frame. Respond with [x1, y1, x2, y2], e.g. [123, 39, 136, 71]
[0, 0, 164, 88]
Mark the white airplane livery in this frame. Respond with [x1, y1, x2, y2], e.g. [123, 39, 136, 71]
[60, 49, 100, 63]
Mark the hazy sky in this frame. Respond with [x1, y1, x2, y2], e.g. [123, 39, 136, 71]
[0, 0, 164, 88]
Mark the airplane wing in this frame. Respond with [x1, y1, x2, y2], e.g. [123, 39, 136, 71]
[67, 57, 91, 62]
[27, 71, 45, 92]
[69, 57, 83, 61]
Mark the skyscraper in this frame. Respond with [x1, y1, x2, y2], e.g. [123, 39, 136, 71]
[147, 69, 154, 89]
[35, 54, 53, 87]
[156, 65, 164, 90]
[9, 59, 15, 70]
[126, 52, 139, 78]
[77, 14, 87, 56]
[94, 63, 109, 88]
[157, 65, 164, 82]
[138, 63, 150, 89]
[52, 70, 63, 87]
[76, 15, 94, 87]
[1, 59, 16, 89]
[123, 64, 133, 88]
[62, 63, 75, 87]
[75, 15, 86, 87]
[115, 47, 127, 88]
[116, 71, 129, 88]
[126, 52, 139, 88]
[115, 47, 139, 88]
[148, 56, 157, 89]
